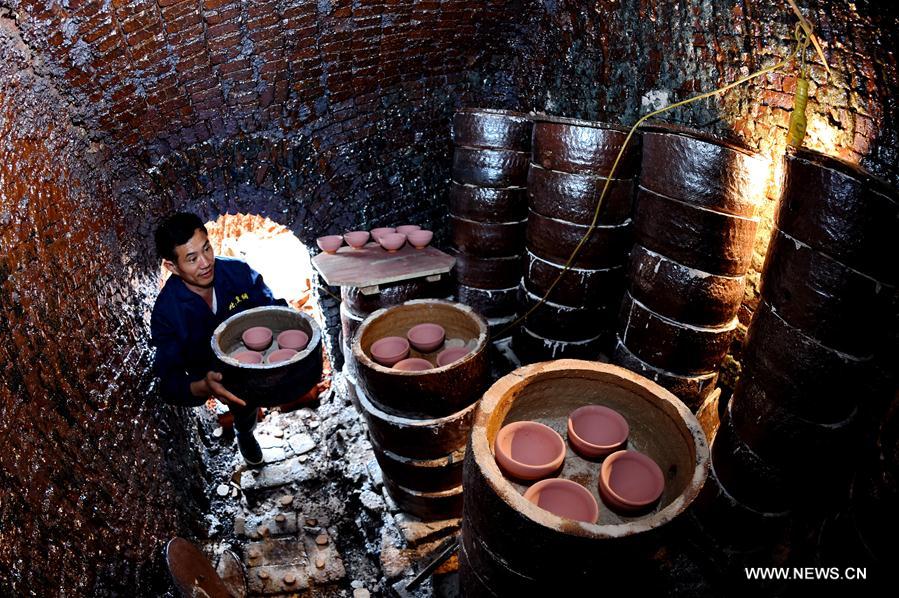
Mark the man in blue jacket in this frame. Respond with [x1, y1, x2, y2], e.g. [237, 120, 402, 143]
[151, 212, 286, 466]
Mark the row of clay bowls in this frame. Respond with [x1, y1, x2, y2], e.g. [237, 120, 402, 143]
[493, 406, 664, 522]
[317, 225, 434, 254]
[369, 323, 471, 370]
[232, 326, 310, 365]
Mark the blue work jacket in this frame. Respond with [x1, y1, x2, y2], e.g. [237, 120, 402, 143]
[150, 257, 286, 406]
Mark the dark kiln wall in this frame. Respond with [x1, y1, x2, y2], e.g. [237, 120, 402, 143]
[1, 0, 897, 595]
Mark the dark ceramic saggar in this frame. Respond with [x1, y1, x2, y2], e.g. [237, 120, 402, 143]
[611, 338, 718, 412]
[526, 210, 632, 269]
[532, 115, 640, 177]
[617, 292, 737, 376]
[524, 250, 625, 309]
[512, 325, 606, 364]
[527, 163, 634, 225]
[341, 277, 452, 316]
[778, 146, 899, 285]
[449, 181, 528, 223]
[453, 108, 532, 151]
[627, 244, 746, 327]
[640, 125, 767, 217]
[761, 228, 895, 355]
[450, 248, 523, 289]
[450, 215, 527, 258]
[740, 300, 876, 424]
[519, 283, 610, 342]
[634, 186, 758, 276]
[455, 282, 519, 318]
[452, 146, 530, 188]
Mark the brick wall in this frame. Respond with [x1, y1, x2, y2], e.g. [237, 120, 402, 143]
[1, 0, 897, 594]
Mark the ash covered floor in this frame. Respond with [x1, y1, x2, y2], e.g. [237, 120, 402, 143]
[194, 372, 463, 598]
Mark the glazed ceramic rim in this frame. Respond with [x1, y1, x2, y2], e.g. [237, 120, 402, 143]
[406, 323, 446, 352]
[242, 326, 273, 350]
[523, 478, 600, 524]
[392, 357, 433, 372]
[599, 449, 665, 509]
[567, 405, 630, 458]
[455, 107, 531, 120]
[370, 336, 411, 365]
[471, 359, 709, 537]
[494, 420, 566, 480]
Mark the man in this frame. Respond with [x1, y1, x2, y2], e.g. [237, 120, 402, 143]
[151, 212, 286, 466]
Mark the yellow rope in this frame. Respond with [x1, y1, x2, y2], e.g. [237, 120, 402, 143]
[494, 24, 813, 341]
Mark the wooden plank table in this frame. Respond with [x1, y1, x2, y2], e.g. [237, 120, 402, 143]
[312, 242, 456, 292]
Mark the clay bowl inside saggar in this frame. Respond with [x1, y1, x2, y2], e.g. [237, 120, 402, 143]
[353, 300, 489, 418]
[212, 306, 322, 405]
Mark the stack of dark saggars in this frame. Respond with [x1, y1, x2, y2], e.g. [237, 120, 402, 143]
[460, 360, 709, 595]
[351, 300, 490, 520]
[515, 115, 638, 363]
[695, 147, 899, 575]
[339, 277, 451, 380]
[613, 124, 769, 410]
[450, 108, 531, 338]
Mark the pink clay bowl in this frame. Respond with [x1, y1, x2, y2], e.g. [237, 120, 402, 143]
[406, 323, 446, 353]
[344, 231, 370, 248]
[242, 326, 273, 351]
[370, 336, 411, 367]
[567, 405, 629, 459]
[232, 351, 264, 365]
[523, 478, 600, 524]
[267, 348, 298, 364]
[599, 450, 665, 513]
[407, 229, 433, 249]
[436, 346, 470, 367]
[392, 358, 433, 372]
[316, 235, 343, 254]
[396, 224, 422, 235]
[378, 232, 407, 252]
[494, 421, 566, 481]
[370, 227, 396, 242]
[277, 329, 309, 352]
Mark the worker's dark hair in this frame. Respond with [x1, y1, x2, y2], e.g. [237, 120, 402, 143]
[155, 212, 207, 262]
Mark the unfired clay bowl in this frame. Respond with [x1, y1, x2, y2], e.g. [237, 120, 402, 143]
[599, 449, 665, 513]
[436, 346, 470, 367]
[392, 357, 433, 372]
[370, 336, 411, 367]
[370, 227, 396, 242]
[242, 326, 273, 351]
[233, 350, 264, 365]
[396, 224, 422, 235]
[344, 231, 370, 249]
[567, 405, 629, 459]
[277, 329, 309, 352]
[406, 323, 446, 353]
[407, 229, 434, 249]
[316, 235, 343, 254]
[267, 348, 298, 364]
[494, 421, 566, 481]
[378, 232, 407, 252]
[523, 478, 600, 524]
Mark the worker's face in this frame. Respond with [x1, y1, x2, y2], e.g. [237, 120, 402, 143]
[163, 229, 215, 289]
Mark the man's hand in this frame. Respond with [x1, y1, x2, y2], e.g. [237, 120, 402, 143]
[191, 371, 247, 408]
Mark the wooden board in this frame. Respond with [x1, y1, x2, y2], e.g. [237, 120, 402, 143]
[312, 242, 455, 288]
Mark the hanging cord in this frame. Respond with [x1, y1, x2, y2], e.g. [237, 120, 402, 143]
[495, 21, 818, 341]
